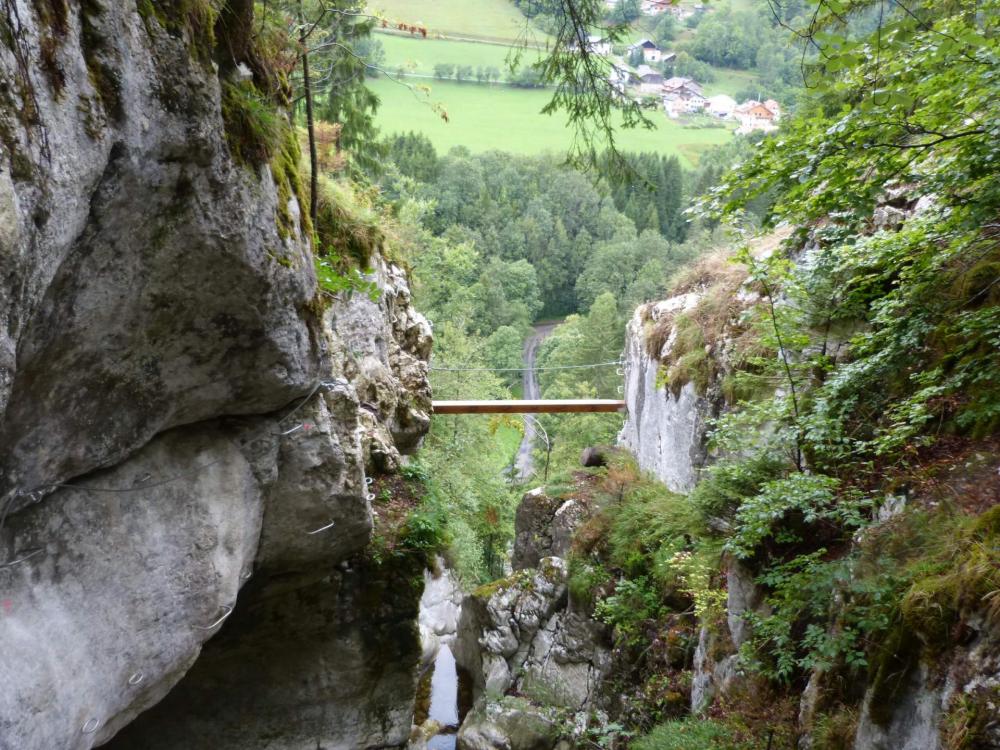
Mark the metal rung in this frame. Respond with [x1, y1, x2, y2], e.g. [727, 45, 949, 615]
[432, 399, 627, 414]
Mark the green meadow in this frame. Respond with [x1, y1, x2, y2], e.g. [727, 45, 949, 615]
[369, 77, 735, 166]
[368, 0, 538, 40]
[377, 33, 542, 80]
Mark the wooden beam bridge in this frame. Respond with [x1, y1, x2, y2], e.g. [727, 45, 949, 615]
[432, 399, 627, 414]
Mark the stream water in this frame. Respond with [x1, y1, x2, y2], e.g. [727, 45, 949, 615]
[416, 563, 466, 748]
[426, 645, 459, 749]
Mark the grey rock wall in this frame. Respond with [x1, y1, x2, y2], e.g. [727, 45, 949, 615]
[0, 1, 320, 512]
[618, 294, 710, 493]
[0, 3, 432, 748]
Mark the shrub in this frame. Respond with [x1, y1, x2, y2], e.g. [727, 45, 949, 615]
[726, 473, 869, 559]
[221, 80, 284, 167]
[632, 718, 747, 750]
[567, 552, 611, 609]
[595, 576, 664, 643]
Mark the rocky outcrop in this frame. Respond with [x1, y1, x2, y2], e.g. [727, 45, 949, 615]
[851, 622, 1000, 750]
[453, 558, 611, 750]
[106, 553, 426, 750]
[0, 3, 431, 748]
[618, 294, 711, 493]
[95, 262, 431, 750]
[512, 487, 590, 571]
[690, 559, 765, 713]
[0, 1, 320, 513]
[458, 698, 563, 750]
[453, 486, 611, 750]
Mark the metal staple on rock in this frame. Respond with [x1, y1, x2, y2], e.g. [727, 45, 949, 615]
[0, 547, 43, 569]
[195, 604, 234, 631]
[307, 520, 337, 535]
[128, 672, 144, 686]
[81, 718, 101, 734]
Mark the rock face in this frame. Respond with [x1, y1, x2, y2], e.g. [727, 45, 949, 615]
[453, 488, 611, 750]
[454, 556, 610, 750]
[96, 260, 431, 750]
[618, 294, 710, 493]
[851, 624, 1000, 750]
[512, 488, 590, 571]
[0, 4, 432, 748]
[0, 2, 320, 513]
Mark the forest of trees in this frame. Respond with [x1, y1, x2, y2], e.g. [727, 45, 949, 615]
[370, 130, 749, 580]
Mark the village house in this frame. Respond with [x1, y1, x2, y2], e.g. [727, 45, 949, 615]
[662, 77, 707, 117]
[662, 76, 703, 99]
[705, 94, 737, 118]
[641, 0, 672, 16]
[627, 38, 675, 64]
[734, 99, 781, 133]
[635, 64, 666, 94]
[570, 34, 612, 56]
[665, 3, 703, 20]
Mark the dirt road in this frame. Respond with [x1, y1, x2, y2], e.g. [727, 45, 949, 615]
[513, 322, 558, 481]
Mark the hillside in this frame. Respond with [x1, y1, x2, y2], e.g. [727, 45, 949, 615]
[364, 0, 798, 158]
[370, 77, 731, 166]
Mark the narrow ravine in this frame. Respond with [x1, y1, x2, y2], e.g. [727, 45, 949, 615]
[414, 562, 466, 749]
[426, 645, 460, 749]
[514, 322, 558, 481]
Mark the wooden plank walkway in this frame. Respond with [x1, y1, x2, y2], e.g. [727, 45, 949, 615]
[433, 399, 627, 414]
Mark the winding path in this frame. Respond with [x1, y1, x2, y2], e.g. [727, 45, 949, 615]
[513, 323, 557, 481]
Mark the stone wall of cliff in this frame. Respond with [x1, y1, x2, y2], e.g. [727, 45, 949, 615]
[0, 3, 431, 748]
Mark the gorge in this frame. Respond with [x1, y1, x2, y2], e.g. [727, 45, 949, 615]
[1, 0, 998, 749]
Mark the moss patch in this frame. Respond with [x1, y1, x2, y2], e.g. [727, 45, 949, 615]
[221, 79, 284, 167]
[36, 0, 69, 94]
[314, 177, 382, 267]
[79, 0, 124, 122]
[899, 505, 1000, 648]
[136, 0, 218, 63]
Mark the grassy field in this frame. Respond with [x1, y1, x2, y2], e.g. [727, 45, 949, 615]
[493, 424, 524, 469]
[702, 66, 761, 97]
[377, 33, 542, 79]
[370, 77, 734, 166]
[368, 0, 538, 41]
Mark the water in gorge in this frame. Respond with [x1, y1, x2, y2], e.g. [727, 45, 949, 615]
[426, 644, 460, 749]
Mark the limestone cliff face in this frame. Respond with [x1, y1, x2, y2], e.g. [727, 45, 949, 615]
[0, 3, 431, 749]
[618, 293, 711, 494]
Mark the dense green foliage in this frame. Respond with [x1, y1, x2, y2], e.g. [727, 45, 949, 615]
[372, 128, 742, 578]
[260, 0, 1000, 742]
[385, 137, 695, 317]
[677, 0, 1000, 699]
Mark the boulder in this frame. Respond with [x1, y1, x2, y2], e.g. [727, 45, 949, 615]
[512, 489, 589, 571]
[457, 699, 562, 750]
[580, 446, 610, 467]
